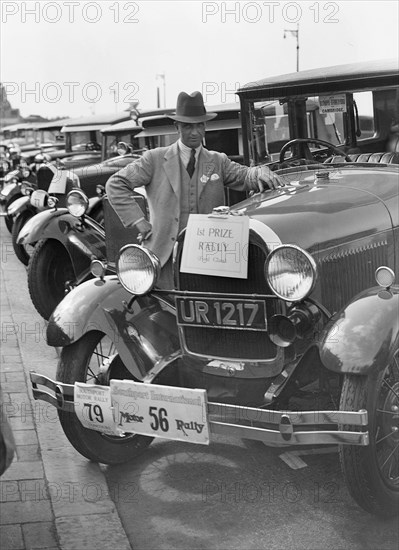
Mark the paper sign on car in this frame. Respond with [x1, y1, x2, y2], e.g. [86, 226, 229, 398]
[180, 214, 249, 279]
[74, 383, 119, 436]
[110, 380, 210, 444]
[319, 94, 347, 114]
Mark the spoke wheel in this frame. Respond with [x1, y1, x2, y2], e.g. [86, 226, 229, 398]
[57, 331, 153, 464]
[27, 239, 76, 320]
[339, 355, 399, 516]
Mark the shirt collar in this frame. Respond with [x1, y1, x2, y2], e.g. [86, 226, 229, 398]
[178, 139, 202, 157]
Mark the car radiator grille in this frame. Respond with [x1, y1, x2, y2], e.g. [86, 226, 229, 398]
[318, 240, 388, 313]
[176, 242, 278, 360]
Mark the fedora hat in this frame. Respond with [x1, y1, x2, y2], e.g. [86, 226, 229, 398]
[168, 91, 217, 123]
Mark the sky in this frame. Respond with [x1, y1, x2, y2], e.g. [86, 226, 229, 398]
[1, 0, 398, 119]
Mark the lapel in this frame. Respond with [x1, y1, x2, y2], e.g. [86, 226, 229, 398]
[197, 148, 217, 198]
[163, 142, 180, 197]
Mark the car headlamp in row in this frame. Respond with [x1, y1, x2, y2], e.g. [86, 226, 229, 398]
[2, 160, 10, 172]
[117, 244, 160, 295]
[34, 153, 51, 163]
[66, 189, 89, 217]
[265, 244, 317, 302]
[21, 182, 34, 196]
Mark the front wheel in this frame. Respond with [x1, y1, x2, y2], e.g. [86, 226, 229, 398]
[27, 239, 76, 320]
[339, 355, 399, 516]
[11, 211, 35, 265]
[57, 331, 153, 464]
[4, 195, 20, 233]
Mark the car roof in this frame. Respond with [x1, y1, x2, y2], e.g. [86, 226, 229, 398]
[238, 59, 399, 100]
[101, 120, 143, 134]
[134, 103, 242, 138]
[1, 122, 41, 132]
[61, 112, 131, 132]
[34, 118, 73, 131]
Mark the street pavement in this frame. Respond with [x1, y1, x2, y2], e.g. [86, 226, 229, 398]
[0, 223, 131, 550]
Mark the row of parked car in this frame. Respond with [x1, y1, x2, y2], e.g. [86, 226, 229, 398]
[1, 59, 398, 517]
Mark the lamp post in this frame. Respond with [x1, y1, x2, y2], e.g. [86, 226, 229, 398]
[156, 73, 166, 108]
[284, 23, 299, 72]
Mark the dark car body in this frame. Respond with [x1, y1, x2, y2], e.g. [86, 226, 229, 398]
[30, 60, 399, 516]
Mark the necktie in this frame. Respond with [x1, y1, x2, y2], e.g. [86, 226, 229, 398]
[186, 148, 196, 178]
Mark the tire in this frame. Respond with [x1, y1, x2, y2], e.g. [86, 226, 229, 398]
[57, 331, 153, 464]
[27, 239, 75, 320]
[4, 195, 20, 233]
[339, 356, 399, 516]
[11, 211, 35, 265]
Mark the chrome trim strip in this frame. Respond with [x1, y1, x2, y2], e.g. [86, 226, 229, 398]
[210, 422, 369, 446]
[29, 373, 369, 446]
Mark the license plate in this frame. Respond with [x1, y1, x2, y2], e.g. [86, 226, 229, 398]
[176, 297, 267, 331]
[110, 381, 210, 445]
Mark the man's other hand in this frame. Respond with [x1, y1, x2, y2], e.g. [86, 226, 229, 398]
[135, 219, 153, 243]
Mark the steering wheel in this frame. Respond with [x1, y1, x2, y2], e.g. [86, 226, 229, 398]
[279, 138, 351, 164]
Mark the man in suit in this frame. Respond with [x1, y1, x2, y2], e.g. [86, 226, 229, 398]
[106, 91, 282, 287]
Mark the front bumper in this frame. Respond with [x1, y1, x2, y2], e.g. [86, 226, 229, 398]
[30, 373, 369, 446]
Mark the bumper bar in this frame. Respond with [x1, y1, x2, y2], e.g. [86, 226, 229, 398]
[30, 372, 369, 447]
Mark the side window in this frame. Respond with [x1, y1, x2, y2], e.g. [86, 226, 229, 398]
[353, 91, 375, 140]
[311, 96, 345, 145]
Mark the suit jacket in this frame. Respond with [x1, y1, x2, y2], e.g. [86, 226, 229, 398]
[106, 141, 260, 265]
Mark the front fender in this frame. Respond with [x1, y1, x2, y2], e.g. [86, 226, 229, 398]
[17, 209, 106, 273]
[47, 276, 179, 380]
[7, 195, 30, 216]
[0, 182, 18, 201]
[319, 285, 399, 375]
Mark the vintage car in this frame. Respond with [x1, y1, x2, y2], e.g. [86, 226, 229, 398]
[0, 144, 12, 184]
[30, 60, 398, 517]
[19, 119, 67, 165]
[33, 112, 132, 170]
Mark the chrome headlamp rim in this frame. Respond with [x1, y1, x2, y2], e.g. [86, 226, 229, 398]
[66, 188, 89, 217]
[265, 244, 317, 302]
[20, 182, 34, 196]
[375, 266, 395, 288]
[116, 244, 160, 296]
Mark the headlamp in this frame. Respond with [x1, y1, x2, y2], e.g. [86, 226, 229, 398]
[21, 182, 34, 196]
[1, 161, 10, 172]
[117, 244, 160, 295]
[375, 266, 395, 289]
[116, 142, 129, 156]
[265, 244, 317, 302]
[66, 189, 89, 217]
